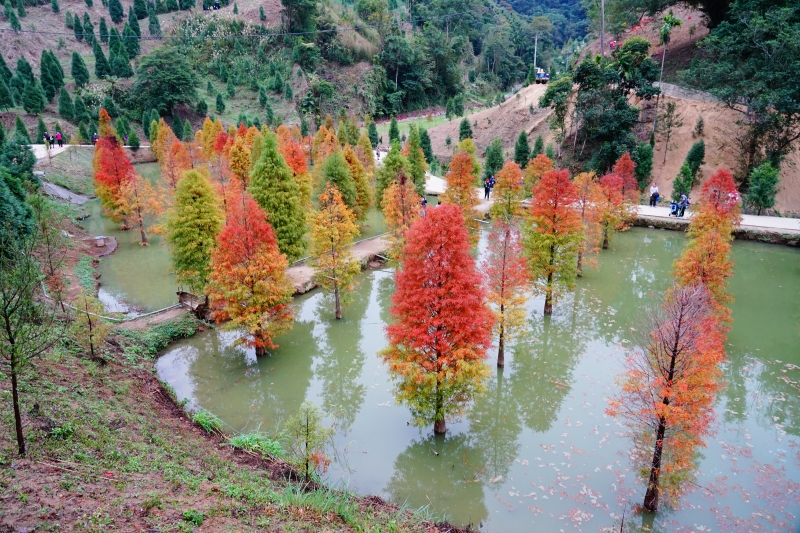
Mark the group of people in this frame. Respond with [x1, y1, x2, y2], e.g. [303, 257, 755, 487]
[42, 131, 64, 149]
[651, 182, 691, 217]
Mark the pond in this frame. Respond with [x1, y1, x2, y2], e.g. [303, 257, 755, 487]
[82, 162, 391, 313]
[154, 227, 800, 532]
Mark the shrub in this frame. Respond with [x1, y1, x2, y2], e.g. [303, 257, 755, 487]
[229, 433, 285, 457]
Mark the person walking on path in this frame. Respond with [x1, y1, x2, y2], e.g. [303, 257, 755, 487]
[649, 183, 659, 207]
[56, 132, 63, 148]
[484, 177, 491, 200]
[489, 175, 495, 199]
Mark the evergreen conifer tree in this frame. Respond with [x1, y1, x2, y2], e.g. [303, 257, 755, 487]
[183, 119, 192, 141]
[147, 7, 161, 36]
[73, 15, 84, 41]
[0, 79, 13, 110]
[46, 51, 64, 88]
[65, 10, 73, 28]
[17, 0, 25, 18]
[300, 115, 309, 137]
[73, 96, 90, 125]
[127, 7, 141, 35]
[248, 131, 307, 261]
[58, 88, 74, 120]
[14, 116, 31, 143]
[99, 17, 108, 42]
[233, 2, 237, 13]
[632, 142, 654, 189]
[0, 54, 11, 84]
[108, 0, 123, 22]
[745, 162, 779, 216]
[685, 140, 705, 180]
[93, 40, 111, 78]
[405, 125, 427, 196]
[84, 0, 92, 7]
[109, 27, 123, 54]
[388, 116, 399, 144]
[226, 77, 235, 98]
[110, 45, 133, 78]
[15, 58, 34, 86]
[419, 128, 433, 164]
[178, 0, 192, 10]
[458, 117, 472, 141]
[22, 81, 46, 115]
[102, 96, 119, 118]
[319, 150, 357, 209]
[78, 122, 89, 142]
[484, 138, 504, 180]
[196, 99, 207, 115]
[367, 119, 378, 148]
[134, 0, 147, 18]
[128, 129, 140, 150]
[284, 82, 293, 100]
[171, 114, 183, 139]
[51, 0, 59, 13]
[165, 0, 177, 11]
[8, 10, 20, 32]
[36, 116, 46, 143]
[122, 22, 140, 58]
[39, 54, 56, 102]
[531, 134, 544, 158]
[71, 52, 90, 87]
[513, 130, 530, 167]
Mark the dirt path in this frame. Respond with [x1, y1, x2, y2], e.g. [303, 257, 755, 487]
[41, 180, 92, 205]
[287, 235, 389, 294]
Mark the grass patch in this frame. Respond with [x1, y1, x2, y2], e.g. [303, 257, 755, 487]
[229, 433, 285, 458]
[192, 409, 223, 434]
[116, 317, 200, 362]
[74, 254, 96, 291]
[37, 148, 96, 196]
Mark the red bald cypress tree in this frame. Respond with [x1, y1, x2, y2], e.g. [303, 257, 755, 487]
[382, 203, 493, 434]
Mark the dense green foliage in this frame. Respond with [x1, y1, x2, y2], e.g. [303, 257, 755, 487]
[744, 162, 780, 215]
[133, 48, 199, 114]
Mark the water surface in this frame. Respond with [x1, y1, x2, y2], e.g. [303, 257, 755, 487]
[157, 228, 800, 531]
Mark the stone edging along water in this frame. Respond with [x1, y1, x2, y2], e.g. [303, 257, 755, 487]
[633, 214, 800, 247]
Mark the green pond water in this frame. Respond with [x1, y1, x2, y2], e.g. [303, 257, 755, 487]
[81, 163, 389, 313]
[148, 227, 800, 532]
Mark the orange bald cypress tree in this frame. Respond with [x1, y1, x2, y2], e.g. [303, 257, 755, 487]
[573, 171, 602, 276]
[343, 144, 371, 222]
[117, 173, 164, 245]
[441, 149, 480, 244]
[489, 160, 525, 221]
[523, 153, 554, 193]
[613, 152, 640, 202]
[607, 284, 725, 512]
[93, 135, 135, 223]
[522, 169, 583, 314]
[482, 220, 529, 367]
[593, 173, 634, 249]
[152, 118, 178, 163]
[207, 192, 294, 356]
[229, 136, 252, 185]
[160, 139, 192, 191]
[277, 128, 312, 209]
[382, 203, 493, 434]
[382, 172, 422, 259]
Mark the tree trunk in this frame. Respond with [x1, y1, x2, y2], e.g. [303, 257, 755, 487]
[652, 43, 668, 137]
[434, 417, 446, 434]
[434, 376, 446, 434]
[577, 250, 583, 277]
[643, 417, 667, 512]
[497, 312, 505, 368]
[254, 344, 267, 357]
[334, 281, 342, 320]
[11, 356, 26, 456]
[602, 227, 609, 249]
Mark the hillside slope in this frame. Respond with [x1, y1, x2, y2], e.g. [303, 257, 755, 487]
[427, 83, 552, 161]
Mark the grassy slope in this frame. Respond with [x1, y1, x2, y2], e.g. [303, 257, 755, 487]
[0, 314, 459, 533]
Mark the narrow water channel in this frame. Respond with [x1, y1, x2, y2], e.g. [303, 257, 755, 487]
[153, 228, 800, 531]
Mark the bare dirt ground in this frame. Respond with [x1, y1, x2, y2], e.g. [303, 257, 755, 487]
[426, 83, 552, 163]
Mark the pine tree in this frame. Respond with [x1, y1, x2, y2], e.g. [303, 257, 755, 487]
[167, 169, 224, 295]
[84, 0, 92, 7]
[403, 125, 427, 197]
[207, 191, 293, 354]
[22, 81, 46, 115]
[73, 14, 84, 41]
[8, 10, 20, 31]
[57, 88, 74, 120]
[388, 116, 399, 144]
[51, 0, 59, 13]
[513, 131, 530, 168]
[382, 203, 493, 434]
[284, 82, 293, 100]
[128, 129, 140, 150]
[134, 0, 147, 18]
[319, 150, 357, 210]
[248, 131, 307, 261]
[215, 93, 225, 114]
[672, 164, 693, 202]
[419, 128, 433, 164]
[93, 41, 110, 79]
[39, 54, 56, 102]
[65, 10, 73, 28]
[684, 139, 705, 182]
[0, 53, 11, 84]
[374, 141, 409, 209]
[226, 77, 235, 98]
[183, 119, 192, 142]
[122, 22, 139, 58]
[147, 7, 161, 37]
[531, 134, 544, 158]
[108, 0, 123, 23]
[128, 7, 142, 35]
[73, 95, 90, 125]
[523, 169, 584, 314]
[232, 2, 238, 13]
[259, 5, 265, 19]
[309, 184, 361, 319]
[632, 142, 654, 189]
[46, 51, 64, 88]
[98, 16, 109, 42]
[483, 138, 503, 180]
[165, 0, 177, 11]
[71, 52, 90, 87]
[744, 162, 779, 215]
[367, 118, 378, 148]
[458, 117, 472, 141]
[16, 0, 25, 17]
[0, 78, 13, 110]
[36, 116, 46, 144]
[14, 116, 31, 143]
